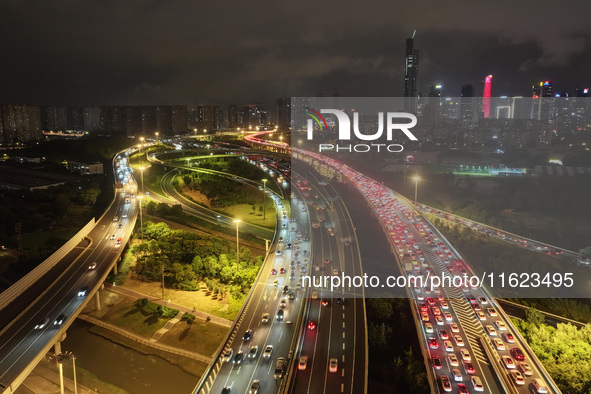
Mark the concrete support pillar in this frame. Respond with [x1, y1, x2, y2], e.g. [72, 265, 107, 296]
[112, 263, 118, 275]
[95, 290, 101, 311]
[54, 341, 61, 354]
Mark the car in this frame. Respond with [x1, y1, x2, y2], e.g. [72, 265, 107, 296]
[493, 338, 505, 350]
[450, 323, 460, 333]
[263, 345, 273, 359]
[35, 317, 50, 330]
[454, 335, 464, 346]
[472, 303, 482, 311]
[471, 376, 484, 392]
[271, 268, 277, 275]
[452, 369, 462, 382]
[424, 322, 434, 333]
[116, 237, 122, 244]
[460, 349, 471, 362]
[494, 320, 507, 331]
[428, 338, 439, 349]
[432, 306, 441, 316]
[432, 355, 442, 369]
[457, 383, 469, 394]
[503, 332, 516, 343]
[421, 312, 430, 322]
[276, 250, 282, 255]
[249, 379, 260, 394]
[311, 291, 318, 300]
[77, 287, 88, 297]
[89, 261, 97, 270]
[420, 303, 428, 313]
[283, 285, 289, 294]
[511, 347, 525, 361]
[222, 387, 231, 394]
[298, 356, 308, 370]
[443, 340, 454, 352]
[279, 268, 286, 274]
[438, 330, 448, 340]
[288, 292, 295, 301]
[308, 321, 316, 330]
[233, 350, 244, 364]
[324, 259, 330, 264]
[476, 311, 486, 321]
[443, 312, 453, 321]
[485, 325, 497, 336]
[448, 354, 459, 366]
[532, 378, 548, 393]
[344, 240, 351, 246]
[329, 358, 338, 372]
[280, 299, 287, 308]
[440, 301, 449, 309]
[221, 348, 233, 362]
[242, 329, 253, 341]
[502, 356, 516, 369]
[110, 234, 116, 240]
[518, 362, 533, 376]
[332, 268, 339, 276]
[248, 345, 258, 359]
[479, 297, 488, 304]
[487, 308, 498, 316]
[122, 213, 127, 218]
[53, 314, 66, 326]
[426, 297, 436, 305]
[273, 279, 278, 287]
[463, 362, 475, 375]
[440, 375, 452, 392]
[435, 316, 444, 325]
[118, 223, 123, 228]
[510, 370, 525, 386]
[276, 309, 284, 320]
[261, 313, 270, 324]
[321, 299, 330, 307]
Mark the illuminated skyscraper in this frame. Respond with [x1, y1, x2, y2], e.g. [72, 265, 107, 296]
[404, 31, 419, 113]
[482, 75, 493, 118]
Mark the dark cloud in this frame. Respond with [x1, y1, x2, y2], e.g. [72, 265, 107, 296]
[0, 0, 590, 106]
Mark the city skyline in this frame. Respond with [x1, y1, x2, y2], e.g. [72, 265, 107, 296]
[1, 1, 590, 107]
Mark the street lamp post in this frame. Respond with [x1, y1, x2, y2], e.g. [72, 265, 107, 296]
[48, 352, 77, 394]
[139, 166, 145, 195]
[206, 144, 211, 155]
[138, 195, 144, 241]
[412, 175, 421, 202]
[262, 178, 268, 220]
[139, 137, 145, 163]
[155, 131, 159, 146]
[234, 219, 241, 267]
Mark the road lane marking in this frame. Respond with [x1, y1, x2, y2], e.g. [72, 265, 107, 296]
[342, 343, 345, 350]
[343, 322, 345, 329]
[341, 383, 344, 392]
[342, 369, 345, 377]
[342, 332, 345, 339]
[342, 355, 345, 362]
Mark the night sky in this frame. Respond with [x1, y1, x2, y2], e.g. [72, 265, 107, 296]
[1, 0, 590, 106]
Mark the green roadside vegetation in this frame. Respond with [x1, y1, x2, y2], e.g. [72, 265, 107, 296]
[176, 174, 277, 229]
[159, 316, 227, 356]
[96, 295, 170, 338]
[514, 308, 591, 394]
[366, 297, 429, 393]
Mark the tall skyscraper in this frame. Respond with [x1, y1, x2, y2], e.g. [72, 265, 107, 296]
[532, 81, 553, 121]
[228, 105, 238, 128]
[403, 31, 419, 113]
[482, 75, 493, 118]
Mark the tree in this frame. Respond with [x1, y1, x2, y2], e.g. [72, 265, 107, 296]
[251, 204, 256, 214]
[525, 307, 545, 326]
[258, 206, 263, 215]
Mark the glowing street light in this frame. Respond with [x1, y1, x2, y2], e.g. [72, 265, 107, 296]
[233, 219, 241, 267]
[194, 128, 197, 137]
[412, 175, 421, 202]
[155, 131, 159, 145]
[262, 178, 268, 220]
[139, 137, 145, 163]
